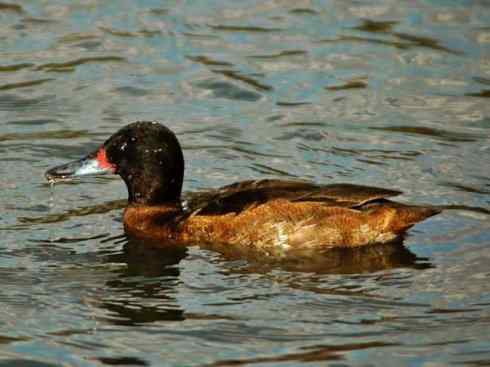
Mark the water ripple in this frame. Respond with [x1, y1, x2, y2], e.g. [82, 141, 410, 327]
[0, 1, 489, 366]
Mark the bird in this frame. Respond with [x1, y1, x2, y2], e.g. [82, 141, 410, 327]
[45, 121, 439, 253]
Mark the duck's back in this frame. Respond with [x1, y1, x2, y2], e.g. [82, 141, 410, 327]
[124, 179, 439, 250]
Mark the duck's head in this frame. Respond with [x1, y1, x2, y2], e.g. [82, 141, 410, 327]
[45, 121, 184, 205]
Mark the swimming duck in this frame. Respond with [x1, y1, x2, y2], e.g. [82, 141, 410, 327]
[45, 121, 439, 251]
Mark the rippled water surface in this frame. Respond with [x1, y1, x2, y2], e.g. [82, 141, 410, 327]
[1, 1, 490, 366]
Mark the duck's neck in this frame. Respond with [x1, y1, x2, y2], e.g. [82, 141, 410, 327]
[123, 170, 184, 206]
[126, 182, 182, 206]
[123, 203, 184, 240]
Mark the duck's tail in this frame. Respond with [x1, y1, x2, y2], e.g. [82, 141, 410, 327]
[381, 202, 441, 234]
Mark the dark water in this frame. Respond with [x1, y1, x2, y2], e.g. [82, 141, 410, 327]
[1, 1, 490, 366]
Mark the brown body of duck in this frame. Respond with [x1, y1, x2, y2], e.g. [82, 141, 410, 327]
[46, 121, 439, 252]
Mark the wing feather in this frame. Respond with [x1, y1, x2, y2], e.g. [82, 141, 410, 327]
[183, 179, 402, 215]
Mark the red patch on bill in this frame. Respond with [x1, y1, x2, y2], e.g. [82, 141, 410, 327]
[96, 148, 116, 172]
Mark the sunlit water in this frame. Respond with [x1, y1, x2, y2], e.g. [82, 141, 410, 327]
[1, 1, 489, 366]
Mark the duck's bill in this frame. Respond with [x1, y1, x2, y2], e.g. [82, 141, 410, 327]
[45, 152, 113, 183]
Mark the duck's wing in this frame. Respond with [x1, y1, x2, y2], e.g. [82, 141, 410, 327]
[293, 183, 402, 206]
[183, 179, 402, 215]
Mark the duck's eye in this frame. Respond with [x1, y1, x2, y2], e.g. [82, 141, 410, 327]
[119, 136, 137, 152]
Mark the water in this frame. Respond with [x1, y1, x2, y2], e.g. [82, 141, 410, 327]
[1, 1, 489, 366]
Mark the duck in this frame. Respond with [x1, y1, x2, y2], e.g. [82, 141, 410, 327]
[45, 121, 439, 252]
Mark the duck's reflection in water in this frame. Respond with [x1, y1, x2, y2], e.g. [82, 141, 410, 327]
[106, 235, 431, 276]
[106, 237, 189, 277]
[198, 237, 432, 274]
[98, 236, 431, 326]
[99, 238, 188, 326]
